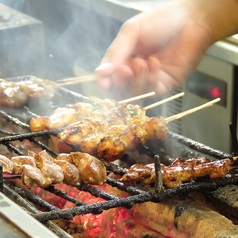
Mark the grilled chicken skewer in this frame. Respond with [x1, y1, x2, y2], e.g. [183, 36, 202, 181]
[0, 75, 110, 108]
[97, 116, 168, 161]
[97, 99, 221, 161]
[59, 98, 220, 162]
[58, 104, 146, 145]
[120, 157, 234, 188]
[30, 97, 119, 132]
[1, 151, 234, 189]
[57, 93, 185, 150]
[29, 92, 157, 132]
[0, 150, 107, 187]
[30, 91, 185, 132]
[0, 77, 60, 108]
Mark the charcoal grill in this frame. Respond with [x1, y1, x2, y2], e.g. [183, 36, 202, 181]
[1, 76, 238, 238]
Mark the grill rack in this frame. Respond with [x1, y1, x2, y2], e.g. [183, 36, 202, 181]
[0, 82, 238, 236]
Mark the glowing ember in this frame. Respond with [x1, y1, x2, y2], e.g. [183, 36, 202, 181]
[64, 185, 106, 237]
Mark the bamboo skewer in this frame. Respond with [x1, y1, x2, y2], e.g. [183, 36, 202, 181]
[56, 74, 183, 108]
[56, 74, 186, 110]
[56, 74, 97, 87]
[119, 92, 156, 104]
[165, 98, 221, 123]
[144, 92, 185, 110]
[55, 74, 158, 103]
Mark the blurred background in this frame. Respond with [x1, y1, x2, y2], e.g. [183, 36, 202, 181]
[0, 0, 238, 153]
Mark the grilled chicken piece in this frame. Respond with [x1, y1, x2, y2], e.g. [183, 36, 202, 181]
[86, 96, 118, 111]
[143, 117, 169, 141]
[54, 160, 81, 186]
[30, 102, 95, 132]
[0, 80, 28, 107]
[79, 125, 128, 156]
[17, 77, 58, 99]
[126, 113, 148, 126]
[39, 161, 64, 185]
[34, 150, 64, 185]
[34, 150, 54, 167]
[79, 132, 105, 156]
[22, 164, 50, 188]
[0, 155, 14, 173]
[55, 153, 74, 164]
[97, 117, 169, 162]
[11, 155, 36, 174]
[58, 118, 109, 145]
[0, 77, 58, 108]
[120, 157, 233, 188]
[29, 97, 121, 132]
[103, 104, 145, 126]
[58, 104, 146, 144]
[70, 152, 107, 185]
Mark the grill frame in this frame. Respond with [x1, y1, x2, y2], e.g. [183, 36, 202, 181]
[1, 76, 238, 237]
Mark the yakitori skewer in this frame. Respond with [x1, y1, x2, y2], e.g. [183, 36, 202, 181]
[95, 97, 221, 161]
[29, 92, 157, 132]
[120, 156, 234, 188]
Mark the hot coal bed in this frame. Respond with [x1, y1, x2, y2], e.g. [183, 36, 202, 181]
[0, 76, 238, 238]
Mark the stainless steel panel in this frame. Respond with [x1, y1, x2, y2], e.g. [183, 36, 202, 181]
[0, 193, 59, 238]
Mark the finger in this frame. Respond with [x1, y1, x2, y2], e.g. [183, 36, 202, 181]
[112, 65, 134, 88]
[144, 56, 177, 95]
[96, 62, 114, 89]
[130, 57, 149, 90]
[155, 70, 178, 95]
[147, 56, 162, 85]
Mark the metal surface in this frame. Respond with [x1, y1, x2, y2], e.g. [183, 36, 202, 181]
[0, 76, 238, 236]
[0, 192, 58, 238]
[165, 54, 236, 153]
[0, 3, 45, 78]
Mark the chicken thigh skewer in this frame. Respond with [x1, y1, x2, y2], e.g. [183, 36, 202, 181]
[29, 92, 157, 132]
[59, 98, 220, 162]
[120, 156, 235, 188]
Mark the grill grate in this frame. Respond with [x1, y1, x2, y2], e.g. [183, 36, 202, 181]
[1, 78, 238, 237]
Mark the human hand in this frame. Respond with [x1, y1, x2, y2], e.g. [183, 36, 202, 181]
[95, 0, 237, 97]
[95, 1, 211, 96]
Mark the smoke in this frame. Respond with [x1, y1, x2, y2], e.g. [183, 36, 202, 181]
[0, 0, 25, 11]
[0, 0, 125, 99]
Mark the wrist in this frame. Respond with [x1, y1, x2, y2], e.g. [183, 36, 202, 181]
[181, 0, 238, 44]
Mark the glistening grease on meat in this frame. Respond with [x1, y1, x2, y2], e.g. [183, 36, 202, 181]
[30, 97, 119, 132]
[70, 152, 107, 185]
[120, 157, 233, 188]
[97, 116, 169, 161]
[0, 77, 58, 107]
[1, 150, 107, 187]
[58, 104, 169, 161]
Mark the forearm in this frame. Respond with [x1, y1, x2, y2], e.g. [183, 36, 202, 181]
[182, 0, 238, 44]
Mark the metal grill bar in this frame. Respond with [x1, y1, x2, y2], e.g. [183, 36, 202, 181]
[32, 175, 238, 223]
[169, 132, 232, 159]
[0, 79, 238, 235]
[3, 184, 72, 238]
